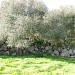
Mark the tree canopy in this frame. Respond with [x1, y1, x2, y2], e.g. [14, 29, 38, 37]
[0, 0, 75, 48]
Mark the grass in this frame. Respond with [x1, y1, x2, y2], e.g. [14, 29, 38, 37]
[0, 54, 75, 75]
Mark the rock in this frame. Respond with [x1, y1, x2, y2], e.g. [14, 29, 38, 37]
[10, 48, 15, 52]
[60, 51, 70, 57]
[23, 50, 26, 53]
[3, 46, 7, 50]
[45, 46, 51, 50]
[71, 55, 75, 58]
[61, 49, 68, 53]
[30, 46, 35, 52]
[4, 51, 10, 55]
[0, 48, 4, 51]
[48, 50, 53, 54]
[60, 53, 64, 57]
[35, 47, 38, 51]
[73, 50, 75, 54]
[33, 51, 36, 54]
[18, 50, 22, 55]
[68, 49, 73, 55]
[41, 49, 45, 53]
[54, 50, 59, 56]
[16, 50, 19, 55]
[41, 46, 44, 49]
[51, 53, 55, 56]
[58, 48, 61, 53]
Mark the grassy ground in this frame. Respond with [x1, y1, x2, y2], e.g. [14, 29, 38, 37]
[0, 54, 75, 75]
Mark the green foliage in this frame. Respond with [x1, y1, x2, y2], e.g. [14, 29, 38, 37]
[71, 40, 75, 47]
[0, 0, 47, 47]
[31, 39, 44, 46]
[43, 6, 75, 47]
[0, 35, 7, 47]
[0, 0, 74, 48]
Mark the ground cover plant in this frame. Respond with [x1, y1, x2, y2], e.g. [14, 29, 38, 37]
[0, 54, 75, 75]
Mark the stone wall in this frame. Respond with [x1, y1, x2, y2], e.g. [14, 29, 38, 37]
[0, 45, 75, 57]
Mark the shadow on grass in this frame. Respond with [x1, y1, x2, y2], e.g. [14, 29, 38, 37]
[46, 55, 75, 64]
[0, 54, 75, 64]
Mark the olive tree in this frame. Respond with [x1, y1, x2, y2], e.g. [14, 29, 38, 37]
[0, 0, 47, 47]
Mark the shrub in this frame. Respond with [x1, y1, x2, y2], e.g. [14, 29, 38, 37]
[31, 39, 44, 47]
[71, 40, 75, 47]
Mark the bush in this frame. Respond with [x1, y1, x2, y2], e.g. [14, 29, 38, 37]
[0, 36, 7, 48]
[71, 40, 75, 47]
[31, 39, 44, 47]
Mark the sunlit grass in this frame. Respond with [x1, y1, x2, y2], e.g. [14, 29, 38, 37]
[0, 54, 75, 75]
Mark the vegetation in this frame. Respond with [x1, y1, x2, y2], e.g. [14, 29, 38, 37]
[0, 0, 75, 74]
[0, 0, 75, 52]
[0, 54, 75, 75]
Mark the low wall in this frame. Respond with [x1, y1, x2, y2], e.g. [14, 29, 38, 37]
[0, 45, 75, 57]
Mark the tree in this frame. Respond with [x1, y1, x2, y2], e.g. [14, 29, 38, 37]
[42, 6, 75, 47]
[0, 0, 47, 47]
[60, 6, 75, 41]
